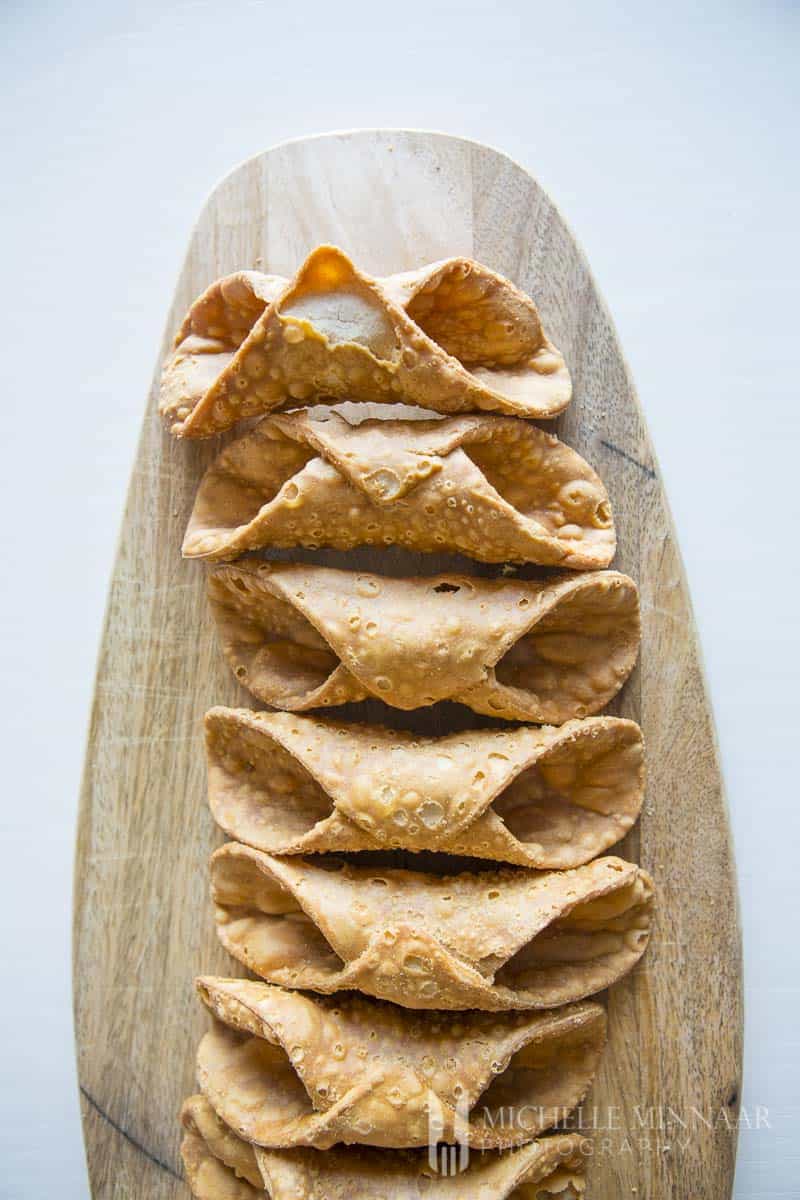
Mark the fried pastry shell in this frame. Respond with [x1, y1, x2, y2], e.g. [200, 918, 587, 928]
[180, 1093, 587, 1198]
[210, 844, 653, 1011]
[193, 978, 605, 1149]
[183, 410, 613, 569]
[207, 561, 640, 724]
[161, 247, 571, 436]
[205, 708, 644, 869]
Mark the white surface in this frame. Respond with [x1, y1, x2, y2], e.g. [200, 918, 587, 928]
[1, 2, 797, 1196]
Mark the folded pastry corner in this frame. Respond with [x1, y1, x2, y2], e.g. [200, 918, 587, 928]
[183, 410, 614, 569]
[160, 246, 572, 436]
[181, 1093, 263, 1196]
[210, 844, 653, 1010]
[207, 561, 640, 723]
[205, 708, 644, 868]
[192, 976, 605, 1149]
[181, 1092, 588, 1197]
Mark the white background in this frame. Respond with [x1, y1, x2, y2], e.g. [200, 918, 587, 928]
[1, 2, 797, 1196]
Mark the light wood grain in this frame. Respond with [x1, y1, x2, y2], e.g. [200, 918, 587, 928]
[73, 130, 743, 1199]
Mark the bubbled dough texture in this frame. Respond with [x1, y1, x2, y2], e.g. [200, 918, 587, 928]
[182, 409, 615, 569]
[194, 976, 606, 1150]
[210, 845, 653, 1011]
[206, 561, 641, 724]
[180, 1093, 586, 1200]
[182, 1095, 263, 1191]
[159, 246, 572, 436]
[204, 708, 644, 869]
[181, 1130, 261, 1200]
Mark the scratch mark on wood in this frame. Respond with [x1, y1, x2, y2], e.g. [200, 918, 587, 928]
[600, 438, 656, 480]
[80, 1085, 180, 1180]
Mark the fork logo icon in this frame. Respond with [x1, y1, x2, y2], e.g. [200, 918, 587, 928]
[427, 1087, 470, 1175]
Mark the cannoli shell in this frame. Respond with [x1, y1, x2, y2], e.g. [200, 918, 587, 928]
[183, 410, 613, 569]
[193, 977, 605, 1149]
[207, 561, 640, 724]
[180, 1093, 587, 1197]
[210, 844, 653, 1011]
[205, 707, 644, 869]
[161, 247, 572, 437]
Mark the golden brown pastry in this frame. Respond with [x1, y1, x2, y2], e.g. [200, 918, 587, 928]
[160, 247, 571, 436]
[207, 561, 640, 723]
[182, 1093, 264, 1195]
[180, 1093, 587, 1198]
[205, 707, 644, 869]
[211, 844, 653, 1010]
[182, 409, 614, 569]
[193, 977, 605, 1149]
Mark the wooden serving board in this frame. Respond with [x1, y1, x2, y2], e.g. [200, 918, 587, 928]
[73, 130, 743, 1199]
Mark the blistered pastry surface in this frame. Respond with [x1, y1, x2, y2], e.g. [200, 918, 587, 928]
[205, 708, 644, 868]
[181, 1093, 586, 1198]
[210, 844, 653, 1010]
[183, 409, 614, 569]
[207, 561, 640, 723]
[160, 247, 572, 436]
[194, 976, 606, 1148]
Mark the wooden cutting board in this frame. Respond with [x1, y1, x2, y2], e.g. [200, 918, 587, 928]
[73, 130, 743, 1199]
